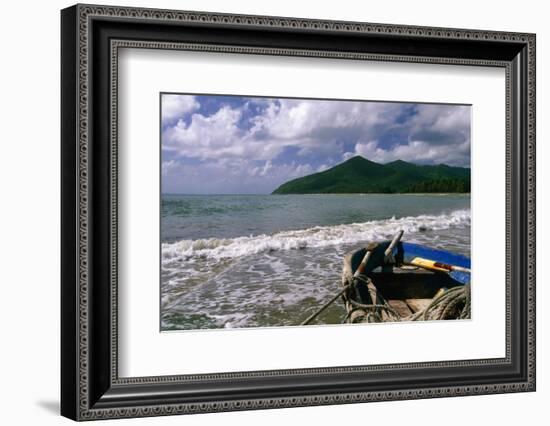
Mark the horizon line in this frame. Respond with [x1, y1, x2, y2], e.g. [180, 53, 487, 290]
[161, 192, 471, 196]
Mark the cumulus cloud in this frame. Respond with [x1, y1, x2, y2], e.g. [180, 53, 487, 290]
[161, 157, 318, 194]
[354, 139, 470, 166]
[161, 160, 178, 176]
[162, 98, 413, 162]
[160, 94, 470, 193]
[163, 104, 289, 162]
[409, 104, 471, 146]
[161, 94, 199, 122]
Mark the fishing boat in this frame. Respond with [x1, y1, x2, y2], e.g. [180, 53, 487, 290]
[340, 231, 471, 323]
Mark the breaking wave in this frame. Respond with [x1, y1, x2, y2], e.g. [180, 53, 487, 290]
[162, 209, 470, 263]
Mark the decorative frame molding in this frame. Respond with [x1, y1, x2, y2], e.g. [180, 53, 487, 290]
[61, 4, 535, 421]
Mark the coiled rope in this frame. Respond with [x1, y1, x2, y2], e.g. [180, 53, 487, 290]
[302, 274, 470, 325]
[344, 274, 401, 323]
[346, 272, 471, 323]
[407, 283, 471, 321]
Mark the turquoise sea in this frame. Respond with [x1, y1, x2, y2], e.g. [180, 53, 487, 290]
[161, 194, 470, 330]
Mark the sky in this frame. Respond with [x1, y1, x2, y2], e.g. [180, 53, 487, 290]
[161, 94, 471, 194]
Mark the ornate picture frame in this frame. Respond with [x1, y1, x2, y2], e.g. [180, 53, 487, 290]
[61, 4, 535, 421]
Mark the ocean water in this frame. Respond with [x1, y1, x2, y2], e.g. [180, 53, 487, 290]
[161, 194, 471, 331]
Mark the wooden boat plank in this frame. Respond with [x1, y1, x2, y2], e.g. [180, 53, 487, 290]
[388, 300, 413, 317]
[405, 299, 432, 313]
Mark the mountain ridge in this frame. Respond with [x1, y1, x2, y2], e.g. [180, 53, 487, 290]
[272, 156, 470, 194]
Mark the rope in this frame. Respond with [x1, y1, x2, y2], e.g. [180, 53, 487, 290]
[300, 286, 349, 325]
[343, 274, 401, 322]
[342, 275, 471, 324]
[301, 275, 471, 325]
[347, 299, 401, 320]
[407, 284, 471, 321]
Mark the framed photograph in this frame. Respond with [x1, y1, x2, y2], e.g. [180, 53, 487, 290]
[61, 4, 536, 421]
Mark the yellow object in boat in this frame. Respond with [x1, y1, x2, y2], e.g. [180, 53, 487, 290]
[409, 257, 471, 274]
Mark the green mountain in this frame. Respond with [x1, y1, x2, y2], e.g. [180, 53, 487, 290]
[271, 156, 470, 194]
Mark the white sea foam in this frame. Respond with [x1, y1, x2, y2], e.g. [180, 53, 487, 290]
[162, 209, 470, 263]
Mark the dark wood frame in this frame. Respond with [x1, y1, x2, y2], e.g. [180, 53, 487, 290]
[61, 4, 536, 421]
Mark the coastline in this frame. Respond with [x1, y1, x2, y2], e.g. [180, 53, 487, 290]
[163, 192, 471, 196]
[270, 192, 471, 196]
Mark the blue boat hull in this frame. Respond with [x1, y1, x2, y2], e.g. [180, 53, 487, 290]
[400, 242, 470, 285]
[348, 240, 471, 285]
